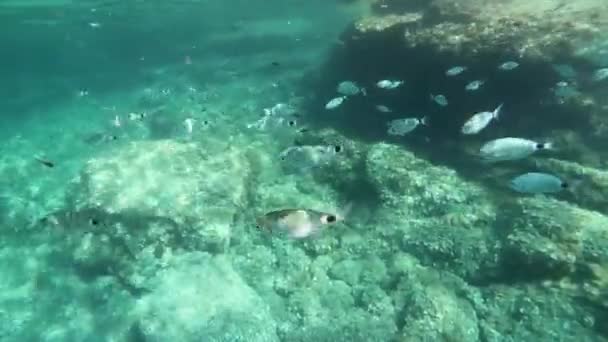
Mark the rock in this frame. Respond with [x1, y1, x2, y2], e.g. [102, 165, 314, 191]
[505, 196, 608, 280]
[533, 158, 608, 212]
[69, 139, 250, 253]
[134, 252, 278, 342]
[366, 143, 501, 282]
[390, 253, 481, 341]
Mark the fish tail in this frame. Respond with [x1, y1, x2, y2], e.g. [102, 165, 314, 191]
[420, 116, 429, 126]
[336, 201, 353, 222]
[493, 103, 504, 120]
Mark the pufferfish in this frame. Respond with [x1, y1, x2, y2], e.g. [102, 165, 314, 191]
[256, 208, 346, 239]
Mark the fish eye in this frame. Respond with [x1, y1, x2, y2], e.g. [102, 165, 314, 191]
[202, 120, 209, 125]
[561, 182, 569, 189]
[536, 143, 544, 149]
[288, 120, 296, 126]
[334, 145, 342, 153]
[326, 215, 336, 223]
[89, 218, 99, 226]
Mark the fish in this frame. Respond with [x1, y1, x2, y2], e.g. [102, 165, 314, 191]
[461, 103, 503, 135]
[479, 137, 552, 163]
[465, 80, 485, 91]
[128, 112, 147, 121]
[430, 94, 448, 106]
[591, 68, 608, 82]
[498, 61, 519, 71]
[445, 66, 467, 76]
[337, 81, 364, 96]
[34, 156, 54, 168]
[184, 118, 195, 134]
[376, 80, 404, 89]
[387, 117, 428, 136]
[111, 115, 122, 128]
[375, 105, 392, 113]
[256, 204, 350, 239]
[264, 103, 297, 117]
[279, 144, 340, 172]
[509, 172, 570, 194]
[325, 96, 347, 110]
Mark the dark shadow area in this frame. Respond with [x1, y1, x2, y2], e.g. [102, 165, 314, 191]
[302, 19, 608, 213]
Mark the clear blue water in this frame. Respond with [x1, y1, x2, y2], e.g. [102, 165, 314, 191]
[1, 1, 608, 341]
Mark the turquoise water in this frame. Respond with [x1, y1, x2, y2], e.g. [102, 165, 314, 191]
[1, 0, 608, 341]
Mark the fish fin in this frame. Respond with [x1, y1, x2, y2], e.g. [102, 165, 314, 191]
[565, 177, 583, 193]
[336, 201, 353, 222]
[543, 141, 554, 150]
[493, 103, 504, 120]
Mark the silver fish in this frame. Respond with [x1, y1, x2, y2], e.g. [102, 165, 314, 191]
[591, 68, 608, 82]
[264, 103, 297, 117]
[480, 137, 552, 163]
[461, 103, 503, 135]
[430, 94, 448, 106]
[510, 172, 569, 194]
[387, 117, 427, 136]
[375, 105, 392, 113]
[256, 208, 344, 239]
[465, 80, 485, 91]
[279, 145, 340, 172]
[325, 96, 347, 110]
[337, 81, 363, 96]
[376, 80, 404, 89]
[498, 61, 519, 71]
[445, 66, 467, 76]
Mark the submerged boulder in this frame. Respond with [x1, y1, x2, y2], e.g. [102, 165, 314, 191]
[365, 143, 501, 282]
[69, 139, 250, 253]
[134, 252, 278, 342]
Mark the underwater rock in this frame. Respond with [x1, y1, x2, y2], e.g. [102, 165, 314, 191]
[355, 0, 607, 61]
[390, 253, 481, 341]
[477, 284, 600, 342]
[365, 143, 501, 282]
[533, 157, 608, 213]
[70, 139, 250, 254]
[134, 252, 278, 342]
[505, 196, 608, 280]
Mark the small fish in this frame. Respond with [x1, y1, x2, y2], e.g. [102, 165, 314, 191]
[445, 66, 467, 76]
[111, 115, 121, 127]
[88, 22, 101, 28]
[264, 103, 297, 117]
[128, 112, 146, 121]
[34, 156, 54, 168]
[337, 81, 363, 96]
[556, 81, 569, 88]
[325, 96, 347, 110]
[256, 205, 349, 239]
[510, 172, 570, 194]
[430, 94, 448, 106]
[279, 145, 340, 172]
[387, 117, 428, 136]
[591, 68, 608, 82]
[184, 118, 195, 134]
[498, 61, 519, 71]
[376, 80, 404, 89]
[479, 137, 552, 163]
[465, 80, 485, 91]
[461, 103, 503, 135]
[375, 105, 392, 113]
